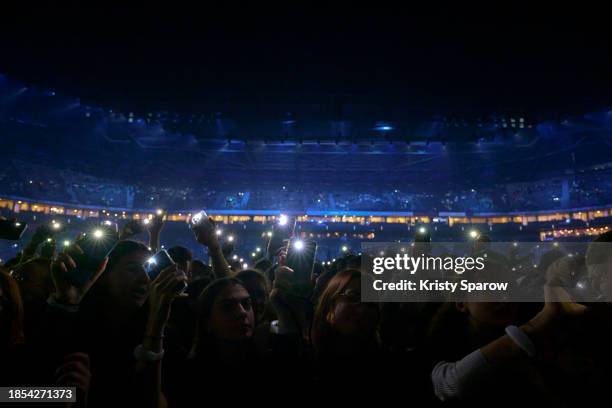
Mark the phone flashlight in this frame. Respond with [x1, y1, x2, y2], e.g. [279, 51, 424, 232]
[191, 210, 207, 225]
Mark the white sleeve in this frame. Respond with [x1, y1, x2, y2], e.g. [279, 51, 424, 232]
[431, 349, 491, 401]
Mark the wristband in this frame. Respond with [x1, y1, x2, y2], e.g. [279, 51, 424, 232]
[505, 325, 536, 357]
[134, 344, 164, 362]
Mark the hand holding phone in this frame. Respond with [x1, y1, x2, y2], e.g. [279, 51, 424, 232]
[284, 238, 317, 297]
[191, 210, 218, 248]
[145, 263, 189, 338]
[51, 245, 109, 305]
[147, 210, 167, 234]
[267, 215, 296, 256]
[64, 229, 119, 286]
[144, 249, 175, 281]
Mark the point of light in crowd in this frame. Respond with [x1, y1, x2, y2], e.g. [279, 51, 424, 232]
[468, 230, 479, 239]
[294, 240, 304, 250]
[256, 247, 261, 252]
[63, 240, 70, 247]
[93, 229, 104, 239]
[418, 226, 427, 234]
[46, 238, 52, 242]
[243, 263, 248, 269]
[513, 242, 518, 247]
[215, 229, 222, 236]
[232, 255, 238, 260]
[239, 258, 244, 263]
[228, 235, 234, 242]
[553, 242, 559, 247]
[267, 231, 273, 237]
[156, 209, 163, 216]
[15, 222, 21, 227]
[374, 123, 394, 132]
[278, 214, 288, 226]
[341, 245, 348, 252]
[251, 252, 256, 257]
[103, 220, 112, 226]
[143, 219, 150, 225]
[147, 257, 157, 265]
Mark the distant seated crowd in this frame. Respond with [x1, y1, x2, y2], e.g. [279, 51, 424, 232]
[2, 161, 612, 213]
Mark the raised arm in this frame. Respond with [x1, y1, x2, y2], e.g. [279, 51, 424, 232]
[192, 217, 231, 278]
[134, 265, 187, 408]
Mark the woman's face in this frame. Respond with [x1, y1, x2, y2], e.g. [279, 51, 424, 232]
[241, 278, 268, 322]
[104, 249, 151, 309]
[329, 277, 379, 337]
[207, 284, 255, 341]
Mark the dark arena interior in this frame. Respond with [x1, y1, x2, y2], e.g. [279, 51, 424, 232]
[1, 5, 612, 407]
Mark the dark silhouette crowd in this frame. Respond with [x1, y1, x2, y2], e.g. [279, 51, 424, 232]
[1, 211, 611, 407]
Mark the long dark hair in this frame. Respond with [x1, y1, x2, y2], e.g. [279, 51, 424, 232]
[189, 277, 253, 359]
[78, 240, 151, 340]
[0, 270, 25, 347]
[310, 269, 379, 355]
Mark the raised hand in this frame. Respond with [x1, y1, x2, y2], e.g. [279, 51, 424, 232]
[192, 216, 219, 249]
[50, 245, 108, 305]
[270, 265, 307, 335]
[148, 212, 166, 236]
[145, 265, 188, 338]
[147, 212, 166, 252]
[528, 256, 589, 334]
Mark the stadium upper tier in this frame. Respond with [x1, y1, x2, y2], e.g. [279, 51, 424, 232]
[2, 73, 612, 214]
[1, 160, 612, 213]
